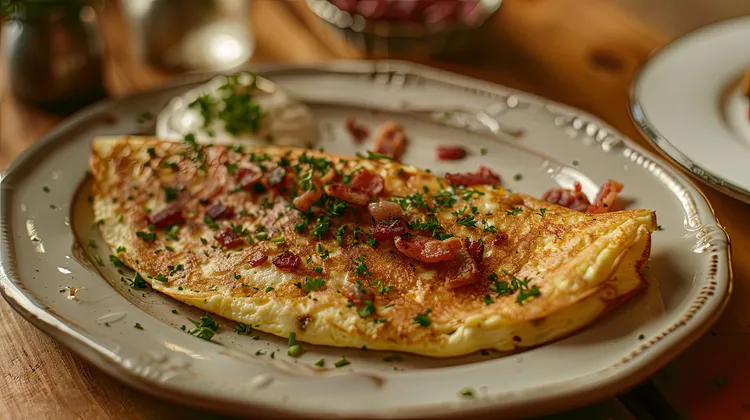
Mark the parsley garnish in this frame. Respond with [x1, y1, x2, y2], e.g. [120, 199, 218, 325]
[304, 277, 325, 292]
[357, 300, 375, 317]
[109, 255, 124, 267]
[311, 216, 331, 240]
[413, 309, 432, 327]
[187, 313, 219, 340]
[204, 216, 220, 230]
[315, 359, 325, 367]
[505, 207, 523, 216]
[162, 186, 179, 202]
[538, 208, 547, 217]
[235, 322, 252, 334]
[334, 356, 351, 368]
[484, 294, 493, 305]
[136, 231, 156, 241]
[334, 225, 347, 244]
[93, 255, 104, 266]
[129, 273, 148, 289]
[134, 323, 144, 330]
[459, 387, 475, 398]
[456, 215, 477, 227]
[354, 256, 370, 276]
[153, 274, 168, 282]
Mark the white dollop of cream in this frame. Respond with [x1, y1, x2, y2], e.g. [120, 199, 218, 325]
[156, 73, 318, 148]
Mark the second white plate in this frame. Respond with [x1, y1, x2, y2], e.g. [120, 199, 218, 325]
[632, 16, 750, 202]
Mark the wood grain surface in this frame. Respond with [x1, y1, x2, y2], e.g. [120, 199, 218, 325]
[0, 1, 748, 419]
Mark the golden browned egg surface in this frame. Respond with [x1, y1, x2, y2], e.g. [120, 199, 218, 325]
[90, 136, 656, 357]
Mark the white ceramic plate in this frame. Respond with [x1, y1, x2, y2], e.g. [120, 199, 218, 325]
[632, 16, 750, 203]
[0, 61, 731, 419]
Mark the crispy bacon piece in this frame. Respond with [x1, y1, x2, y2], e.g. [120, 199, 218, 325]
[272, 251, 301, 271]
[247, 251, 268, 268]
[542, 182, 591, 212]
[345, 117, 369, 142]
[394, 235, 462, 263]
[293, 174, 323, 211]
[492, 231, 509, 247]
[324, 184, 371, 206]
[148, 202, 185, 229]
[368, 201, 404, 222]
[444, 245, 480, 290]
[463, 238, 484, 264]
[372, 218, 407, 241]
[437, 146, 467, 161]
[214, 227, 245, 249]
[372, 120, 406, 160]
[445, 165, 501, 186]
[206, 201, 234, 220]
[236, 167, 263, 191]
[342, 280, 375, 308]
[588, 179, 624, 214]
[351, 169, 385, 196]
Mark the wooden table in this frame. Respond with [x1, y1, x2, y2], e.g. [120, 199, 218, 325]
[1, 1, 748, 419]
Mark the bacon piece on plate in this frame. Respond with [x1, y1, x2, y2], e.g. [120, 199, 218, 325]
[368, 201, 404, 222]
[247, 251, 268, 268]
[149, 202, 185, 229]
[463, 238, 484, 264]
[492, 231, 509, 247]
[345, 117, 369, 143]
[437, 146, 467, 161]
[372, 120, 406, 160]
[351, 169, 385, 196]
[587, 180, 624, 214]
[324, 184, 371, 206]
[273, 251, 301, 271]
[206, 201, 234, 220]
[372, 218, 407, 241]
[445, 165, 501, 186]
[542, 182, 591, 212]
[214, 227, 245, 249]
[394, 235, 462, 263]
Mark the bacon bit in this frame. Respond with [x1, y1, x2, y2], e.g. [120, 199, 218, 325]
[293, 174, 323, 211]
[372, 218, 407, 241]
[351, 169, 385, 196]
[214, 227, 245, 249]
[492, 231, 509, 247]
[273, 251, 301, 271]
[345, 117, 369, 142]
[265, 167, 287, 187]
[463, 239, 484, 264]
[542, 182, 591, 212]
[444, 246, 480, 290]
[324, 184, 371, 206]
[372, 120, 406, 160]
[247, 252, 268, 268]
[206, 201, 234, 220]
[588, 179, 624, 214]
[394, 235, 462, 263]
[236, 168, 263, 191]
[148, 202, 185, 229]
[342, 280, 375, 308]
[368, 201, 404, 222]
[445, 165, 502, 186]
[437, 146, 467, 161]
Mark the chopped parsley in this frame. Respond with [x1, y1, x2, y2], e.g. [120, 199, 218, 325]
[484, 294, 493, 305]
[304, 277, 325, 291]
[354, 256, 370, 276]
[116, 246, 126, 253]
[315, 359, 325, 367]
[657, 225, 664, 231]
[459, 387, 475, 398]
[134, 323, 144, 330]
[334, 356, 351, 368]
[87, 239, 96, 248]
[413, 309, 432, 327]
[265, 286, 274, 292]
[334, 225, 347, 244]
[109, 255, 124, 267]
[153, 274, 168, 282]
[456, 215, 477, 228]
[136, 231, 156, 241]
[513, 173, 523, 181]
[537, 208, 547, 217]
[129, 273, 148, 289]
[311, 216, 331, 240]
[505, 207, 523, 216]
[162, 186, 179, 202]
[93, 255, 104, 266]
[187, 313, 219, 340]
[235, 323, 252, 334]
[270, 235, 285, 243]
[357, 300, 375, 317]
[480, 148, 488, 156]
[204, 216, 220, 230]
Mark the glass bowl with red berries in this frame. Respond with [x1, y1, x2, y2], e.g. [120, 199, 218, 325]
[306, 0, 502, 57]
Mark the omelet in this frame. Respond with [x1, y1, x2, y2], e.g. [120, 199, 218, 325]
[89, 136, 656, 357]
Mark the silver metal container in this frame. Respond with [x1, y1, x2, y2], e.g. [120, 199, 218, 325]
[305, 0, 502, 58]
[121, 0, 254, 73]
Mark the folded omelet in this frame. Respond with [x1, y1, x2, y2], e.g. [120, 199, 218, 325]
[89, 136, 655, 357]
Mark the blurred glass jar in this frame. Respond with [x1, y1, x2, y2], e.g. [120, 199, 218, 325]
[2, 2, 107, 114]
[121, 0, 254, 73]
